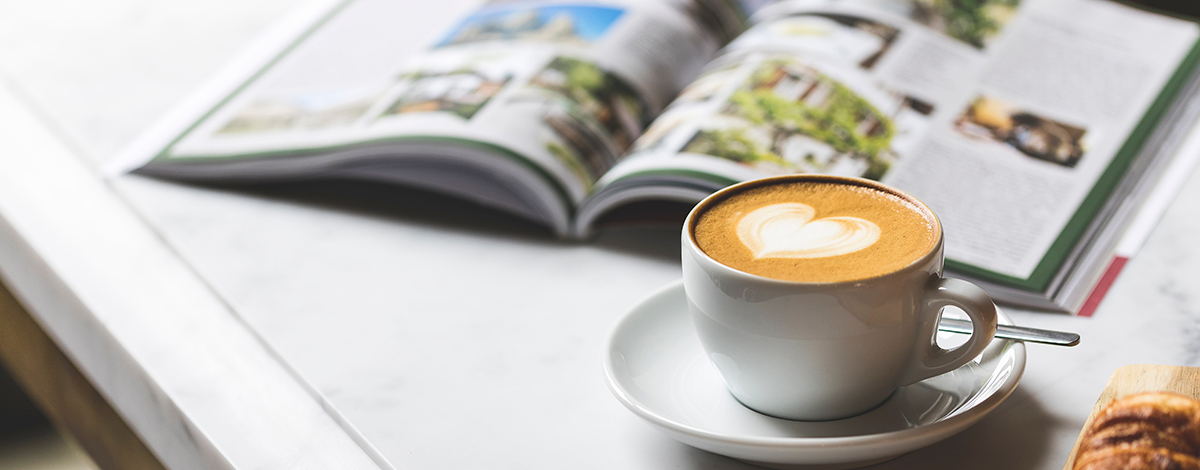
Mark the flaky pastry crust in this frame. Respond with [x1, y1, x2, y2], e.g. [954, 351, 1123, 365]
[1074, 392, 1200, 470]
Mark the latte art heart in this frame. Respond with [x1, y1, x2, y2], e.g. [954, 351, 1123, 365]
[737, 203, 881, 259]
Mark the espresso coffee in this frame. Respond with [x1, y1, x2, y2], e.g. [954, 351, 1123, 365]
[692, 179, 938, 283]
[683, 175, 997, 420]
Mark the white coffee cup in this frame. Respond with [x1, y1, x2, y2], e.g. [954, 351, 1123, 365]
[681, 175, 998, 421]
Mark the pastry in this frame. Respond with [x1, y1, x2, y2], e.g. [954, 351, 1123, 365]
[1074, 392, 1200, 470]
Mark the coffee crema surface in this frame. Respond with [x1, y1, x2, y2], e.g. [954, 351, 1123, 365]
[693, 181, 938, 283]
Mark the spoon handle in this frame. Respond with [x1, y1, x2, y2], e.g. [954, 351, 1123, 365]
[939, 318, 1080, 347]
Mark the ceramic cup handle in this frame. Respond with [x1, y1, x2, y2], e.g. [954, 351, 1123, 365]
[899, 277, 998, 386]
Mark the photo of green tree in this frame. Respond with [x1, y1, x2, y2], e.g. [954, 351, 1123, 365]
[684, 127, 789, 166]
[542, 104, 616, 184]
[520, 56, 652, 181]
[910, 0, 1022, 49]
[682, 57, 901, 180]
[530, 56, 650, 150]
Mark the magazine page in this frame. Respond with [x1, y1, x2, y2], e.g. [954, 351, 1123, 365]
[147, 0, 759, 206]
[583, 0, 949, 230]
[590, 0, 1199, 287]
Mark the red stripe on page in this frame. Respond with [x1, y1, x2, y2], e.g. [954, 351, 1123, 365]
[1077, 256, 1129, 317]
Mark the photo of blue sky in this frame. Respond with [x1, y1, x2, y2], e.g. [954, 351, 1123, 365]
[436, 4, 626, 47]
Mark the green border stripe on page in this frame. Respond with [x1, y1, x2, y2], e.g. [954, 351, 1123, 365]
[947, 35, 1200, 291]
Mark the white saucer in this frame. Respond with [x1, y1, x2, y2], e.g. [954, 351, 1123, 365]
[603, 280, 1025, 469]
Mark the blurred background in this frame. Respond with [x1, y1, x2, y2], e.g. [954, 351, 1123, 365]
[0, 366, 95, 470]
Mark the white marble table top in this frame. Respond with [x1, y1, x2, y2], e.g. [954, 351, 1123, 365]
[2, 1, 1200, 469]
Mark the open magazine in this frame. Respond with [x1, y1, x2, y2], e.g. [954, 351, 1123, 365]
[114, 0, 1200, 313]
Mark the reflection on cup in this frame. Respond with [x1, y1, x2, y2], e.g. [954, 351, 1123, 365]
[682, 174, 998, 421]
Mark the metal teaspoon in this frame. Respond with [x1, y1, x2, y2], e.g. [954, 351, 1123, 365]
[938, 318, 1080, 346]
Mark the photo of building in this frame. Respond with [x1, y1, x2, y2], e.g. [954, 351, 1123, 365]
[380, 49, 524, 120]
[682, 56, 907, 179]
[383, 70, 510, 120]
